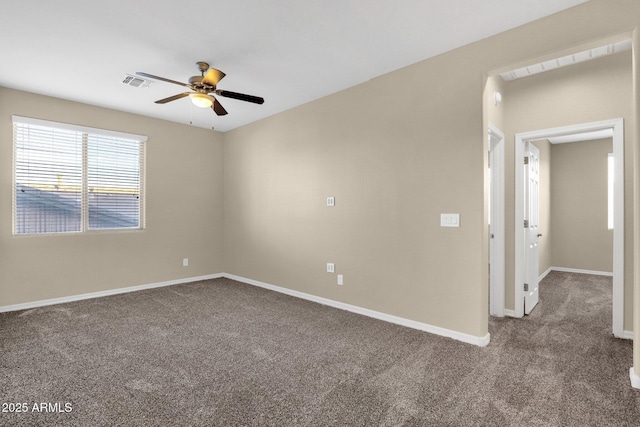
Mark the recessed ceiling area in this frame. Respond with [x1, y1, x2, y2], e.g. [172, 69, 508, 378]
[499, 39, 632, 81]
[0, 0, 588, 132]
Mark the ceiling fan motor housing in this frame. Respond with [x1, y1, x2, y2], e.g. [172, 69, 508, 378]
[189, 75, 204, 86]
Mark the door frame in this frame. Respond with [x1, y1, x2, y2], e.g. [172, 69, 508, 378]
[489, 124, 505, 317]
[514, 118, 624, 338]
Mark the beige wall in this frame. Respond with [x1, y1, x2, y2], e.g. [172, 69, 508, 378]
[485, 75, 506, 132]
[224, 61, 489, 337]
[0, 88, 225, 306]
[224, 1, 639, 338]
[502, 50, 634, 331]
[551, 138, 613, 272]
[532, 139, 551, 276]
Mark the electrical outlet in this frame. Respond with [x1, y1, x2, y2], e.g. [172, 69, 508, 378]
[337, 274, 343, 285]
[183, 258, 189, 267]
[327, 197, 335, 207]
[327, 263, 335, 273]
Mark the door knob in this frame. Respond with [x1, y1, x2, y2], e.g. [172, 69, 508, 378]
[537, 233, 543, 237]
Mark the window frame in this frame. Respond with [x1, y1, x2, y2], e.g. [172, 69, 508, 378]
[12, 115, 147, 236]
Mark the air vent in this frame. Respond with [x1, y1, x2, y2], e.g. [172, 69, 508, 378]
[122, 74, 152, 88]
[499, 39, 632, 81]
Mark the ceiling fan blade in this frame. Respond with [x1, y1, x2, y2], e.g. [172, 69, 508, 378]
[202, 67, 226, 87]
[155, 92, 191, 104]
[136, 72, 191, 88]
[212, 97, 228, 116]
[215, 90, 264, 104]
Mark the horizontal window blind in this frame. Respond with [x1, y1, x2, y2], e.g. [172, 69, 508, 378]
[87, 134, 142, 230]
[14, 123, 83, 234]
[13, 116, 145, 235]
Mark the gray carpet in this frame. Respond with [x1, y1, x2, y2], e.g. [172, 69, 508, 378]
[1, 272, 639, 426]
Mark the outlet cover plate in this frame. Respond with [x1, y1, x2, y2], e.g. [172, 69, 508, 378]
[440, 213, 460, 227]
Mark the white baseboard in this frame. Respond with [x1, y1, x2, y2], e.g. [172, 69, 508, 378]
[1, 272, 491, 347]
[548, 267, 613, 277]
[630, 368, 640, 389]
[619, 330, 634, 340]
[538, 267, 553, 282]
[0, 273, 224, 313]
[223, 273, 490, 347]
[504, 309, 517, 317]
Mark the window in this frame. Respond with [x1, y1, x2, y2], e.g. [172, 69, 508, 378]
[13, 116, 146, 235]
[608, 152, 614, 230]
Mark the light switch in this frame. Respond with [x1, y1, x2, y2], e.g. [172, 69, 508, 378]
[327, 197, 335, 207]
[440, 213, 460, 227]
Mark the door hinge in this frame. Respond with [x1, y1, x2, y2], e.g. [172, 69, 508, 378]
[524, 219, 529, 228]
[524, 156, 529, 165]
[524, 283, 529, 292]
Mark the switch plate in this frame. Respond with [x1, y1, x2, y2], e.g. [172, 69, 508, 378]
[327, 263, 335, 273]
[183, 258, 189, 267]
[327, 197, 335, 207]
[440, 213, 460, 227]
[337, 274, 343, 285]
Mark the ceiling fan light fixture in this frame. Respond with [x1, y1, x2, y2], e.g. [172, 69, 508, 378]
[190, 93, 214, 108]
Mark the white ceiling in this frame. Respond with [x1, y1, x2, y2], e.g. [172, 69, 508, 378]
[0, 0, 588, 132]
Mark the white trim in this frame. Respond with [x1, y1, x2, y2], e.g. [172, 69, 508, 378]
[2, 272, 492, 347]
[630, 368, 640, 389]
[611, 120, 625, 338]
[224, 273, 491, 347]
[488, 123, 505, 317]
[514, 119, 624, 339]
[538, 266, 553, 282]
[548, 128, 613, 145]
[504, 309, 517, 317]
[0, 274, 223, 313]
[608, 152, 614, 230]
[12, 115, 148, 142]
[548, 267, 613, 277]
[621, 330, 634, 340]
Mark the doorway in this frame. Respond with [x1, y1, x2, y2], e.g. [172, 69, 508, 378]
[514, 118, 624, 337]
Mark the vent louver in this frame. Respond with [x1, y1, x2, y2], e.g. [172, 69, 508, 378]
[122, 74, 151, 88]
[499, 39, 632, 81]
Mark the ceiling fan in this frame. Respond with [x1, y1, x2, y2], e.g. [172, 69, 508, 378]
[136, 62, 264, 117]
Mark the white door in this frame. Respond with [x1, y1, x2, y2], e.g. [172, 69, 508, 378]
[524, 142, 540, 314]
